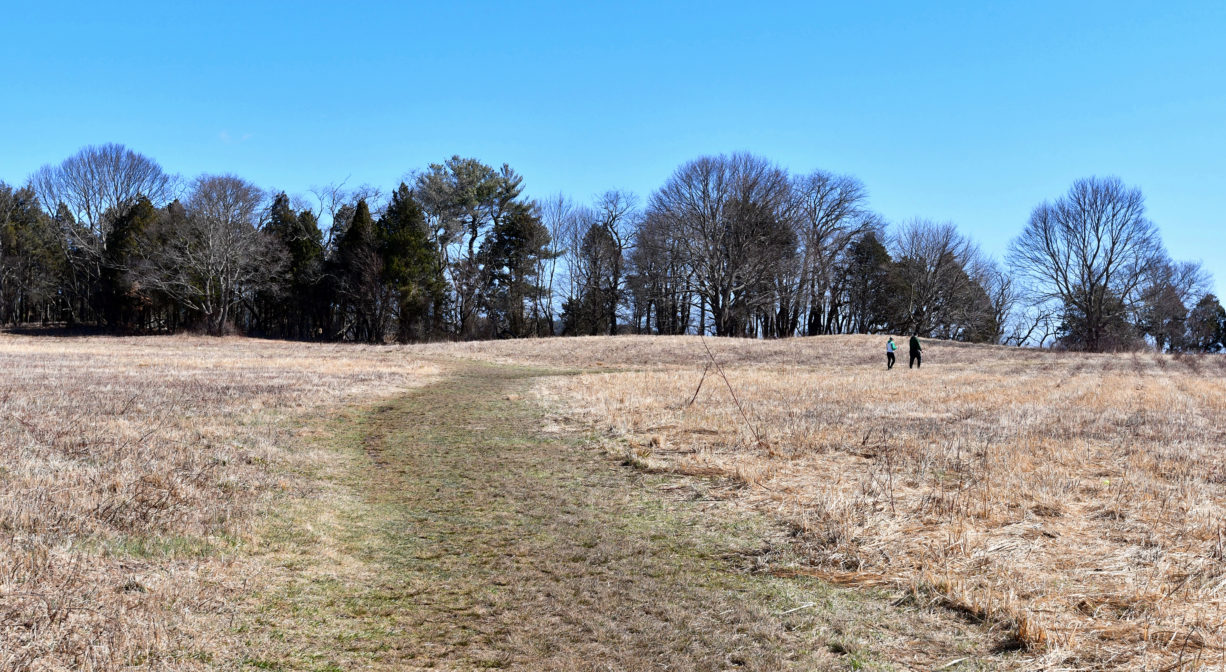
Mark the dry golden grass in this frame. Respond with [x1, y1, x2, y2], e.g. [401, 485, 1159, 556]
[0, 334, 437, 670]
[9, 331, 1225, 669]
[515, 334, 1226, 670]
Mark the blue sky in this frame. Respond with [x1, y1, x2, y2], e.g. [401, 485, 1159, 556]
[3, 1, 1224, 294]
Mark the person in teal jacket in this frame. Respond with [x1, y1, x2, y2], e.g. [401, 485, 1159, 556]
[909, 335, 922, 369]
[886, 337, 897, 369]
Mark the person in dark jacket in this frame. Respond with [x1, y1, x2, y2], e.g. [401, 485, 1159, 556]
[909, 335, 922, 369]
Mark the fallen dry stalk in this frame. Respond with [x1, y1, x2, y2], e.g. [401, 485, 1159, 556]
[698, 334, 770, 450]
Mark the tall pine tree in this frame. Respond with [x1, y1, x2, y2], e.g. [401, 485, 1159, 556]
[478, 204, 552, 338]
[378, 184, 445, 342]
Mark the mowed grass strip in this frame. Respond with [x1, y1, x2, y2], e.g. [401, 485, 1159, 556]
[239, 363, 1005, 671]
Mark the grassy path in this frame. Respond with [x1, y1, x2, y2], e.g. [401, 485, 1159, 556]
[239, 363, 1000, 670]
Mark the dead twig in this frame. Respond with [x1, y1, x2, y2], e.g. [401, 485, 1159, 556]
[697, 335, 770, 449]
[684, 362, 711, 407]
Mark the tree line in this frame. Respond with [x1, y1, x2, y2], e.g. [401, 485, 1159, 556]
[1, 144, 1221, 352]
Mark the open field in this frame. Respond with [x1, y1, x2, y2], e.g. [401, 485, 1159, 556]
[0, 335, 438, 669]
[5, 332, 1225, 670]
[453, 334, 1226, 670]
[7, 333, 1001, 671]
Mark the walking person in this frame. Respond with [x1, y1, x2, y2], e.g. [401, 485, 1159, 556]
[886, 337, 897, 369]
[909, 334, 922, 369]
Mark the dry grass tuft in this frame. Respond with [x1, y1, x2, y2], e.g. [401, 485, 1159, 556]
[0, 334, 436, 670]
[522, 334, 1226, 669]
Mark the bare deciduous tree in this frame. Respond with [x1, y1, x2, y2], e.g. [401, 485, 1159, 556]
[629, 210, 694, 334]
[981, 263, 1030, 345]
[308, 180, 383, 249]
[136, 175, 281, 335]
[561, 191, 639, 335]
[537, 194, 581, 334]
[30, 144, 177, 323]
[1008, 177, 1164, 352]
[650, 153, 792, 336]
[890, 219, 995, 339]
[791, 171, 870, 335]
[31, 143, 176, 254]
[590, 190, 637, 334]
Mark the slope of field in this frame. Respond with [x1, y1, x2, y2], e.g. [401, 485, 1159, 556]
[435, 334, 1226, 670]
[7, 332, 1224, 670]
[0, 335, 438, 670]
[2, 333, 1006, 671]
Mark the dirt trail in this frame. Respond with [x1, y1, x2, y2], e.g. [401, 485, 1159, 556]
[241, 363, 1007, 670]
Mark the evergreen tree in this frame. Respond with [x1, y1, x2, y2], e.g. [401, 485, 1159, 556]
[562, 222, 620, 335]
[379, 184, 445, 342]
[334, 199, 382, 341]
[841, 231, 892, 334]
[1186, 293, 1226, 352]
[1055, 288, 1139, 351]
[0, 184, 64, 325]
[296, 210, 329, 336]
[265, 192, 325, 338]
[950, 271, 999, 343]
[100, 196, 158, 330]
[1137, 280, 1189, 352]
[478, 205, 551, 337]
[416, 158, 525, 335]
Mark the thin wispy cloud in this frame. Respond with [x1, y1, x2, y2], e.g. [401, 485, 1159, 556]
[218, 130, 253, 145]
